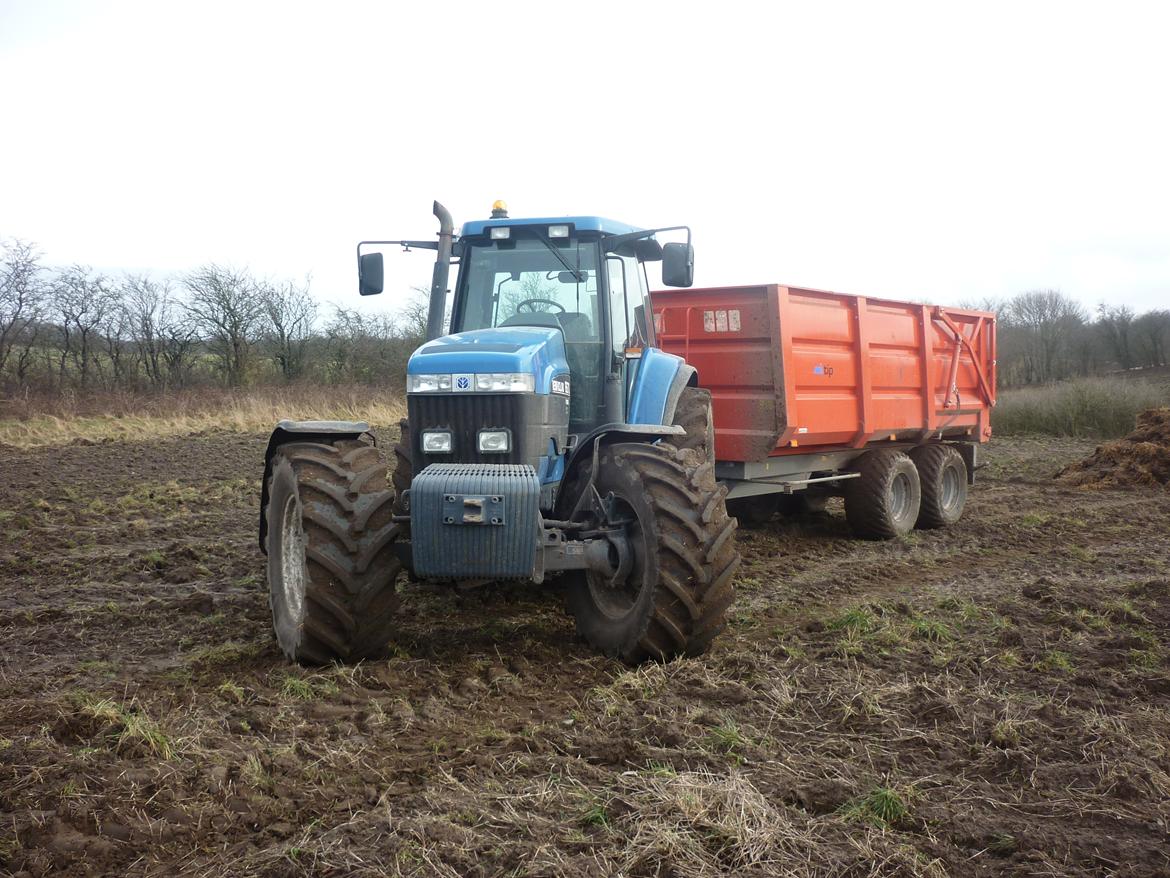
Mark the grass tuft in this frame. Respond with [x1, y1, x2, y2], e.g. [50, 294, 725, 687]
[839, 785, 912, 829]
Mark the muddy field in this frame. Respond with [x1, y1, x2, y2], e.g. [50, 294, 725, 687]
[1, 431, 1169, 877]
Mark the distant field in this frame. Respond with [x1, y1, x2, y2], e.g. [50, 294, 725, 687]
[0, 386, 405, 448]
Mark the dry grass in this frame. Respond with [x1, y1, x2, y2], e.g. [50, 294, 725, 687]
[993, 376, 1168, 438]
[0, 385, 405, 447]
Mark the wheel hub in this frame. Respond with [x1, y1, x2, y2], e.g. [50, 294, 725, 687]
[279, 493, 308, 622]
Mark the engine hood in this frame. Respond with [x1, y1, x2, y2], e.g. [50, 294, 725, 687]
[407, 327, 570, 395]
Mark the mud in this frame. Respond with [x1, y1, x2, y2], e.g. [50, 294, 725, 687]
[1, 431, 1169, 876]
[1059, 407, 1170, 488]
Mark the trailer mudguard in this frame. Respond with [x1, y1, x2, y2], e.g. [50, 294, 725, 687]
[627, 347, 697, 427]
[258, 420, 373, 553]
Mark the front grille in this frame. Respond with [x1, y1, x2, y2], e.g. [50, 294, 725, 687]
[409, 393, 525, 470]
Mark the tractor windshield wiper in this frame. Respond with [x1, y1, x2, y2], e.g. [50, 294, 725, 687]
[532, 231, 586, 283]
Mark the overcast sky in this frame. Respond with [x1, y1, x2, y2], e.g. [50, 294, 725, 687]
[2, 1, 1167, 318]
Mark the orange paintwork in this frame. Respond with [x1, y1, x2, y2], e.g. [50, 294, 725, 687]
[650, 284, 997, 463]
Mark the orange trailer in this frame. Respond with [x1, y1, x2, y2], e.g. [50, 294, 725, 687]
[650, 284, 997, 538]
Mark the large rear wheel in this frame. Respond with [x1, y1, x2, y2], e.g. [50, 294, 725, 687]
[265, 439, 402, 664]
[671, 386, 715, 460]
[565, 443, 740, 663]
[911, 444, 968, 529]
[844, 449, 921, 540]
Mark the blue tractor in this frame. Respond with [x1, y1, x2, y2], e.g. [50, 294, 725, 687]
[260, 202, 740, 664]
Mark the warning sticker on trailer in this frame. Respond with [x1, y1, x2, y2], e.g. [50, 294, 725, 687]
[702, 309, 740, 333]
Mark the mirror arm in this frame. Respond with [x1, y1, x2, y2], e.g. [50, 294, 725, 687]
[602, 224, 691, 253]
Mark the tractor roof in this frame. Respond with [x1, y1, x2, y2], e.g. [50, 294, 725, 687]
[460, 216, 645, 238]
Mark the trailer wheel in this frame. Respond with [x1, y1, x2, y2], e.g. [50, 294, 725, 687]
[265, 440, 402, 664]
[565, 443, 740, 663]
[391, 419, 412, 533]
[844, 449, 921, 540]
[910, 444, 968, 529]
[671, 386, 715, 461]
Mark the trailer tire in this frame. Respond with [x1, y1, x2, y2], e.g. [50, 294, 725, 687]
[844, 449, 921, 540]
[391, 419, 412, 532]
[910, 444, 967, 529]
[265, 440, 402, 664]
[671, 386, 715, 461]
[565, 443, 739, 663]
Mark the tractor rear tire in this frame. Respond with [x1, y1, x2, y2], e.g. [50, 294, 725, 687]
[911, 444, 968, 529]
[565, 443, 740, 663]
[265, 439, 402, 664]
[392, 419, 413, 533]
[844, 449, 921, 540]
[671, 386, 715, 461]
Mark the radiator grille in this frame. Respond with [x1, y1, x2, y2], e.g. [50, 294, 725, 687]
[408, 393, 525, 469]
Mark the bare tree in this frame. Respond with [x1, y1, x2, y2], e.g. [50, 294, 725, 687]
[1134, 309, 1170, 368]
[183, 264, 264, 386]
[261, 277, 317, 380]
[1097, 304, 1137, 370]
[0, 239, 44, 379]
[50, 265, 117, 390]
[1008, 290, 1085, 384]
[124, 275, 198, 390]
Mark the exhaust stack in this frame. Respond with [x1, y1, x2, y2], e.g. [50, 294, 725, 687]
[426, 201, 454, 341]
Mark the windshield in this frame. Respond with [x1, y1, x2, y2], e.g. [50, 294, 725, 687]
[456, 237, 601, 341]
[455, 235, 605, 431]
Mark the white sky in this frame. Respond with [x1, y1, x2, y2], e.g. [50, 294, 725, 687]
[2, 1, 1168, 318]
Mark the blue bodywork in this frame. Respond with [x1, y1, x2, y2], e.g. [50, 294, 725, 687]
[627, 347, 688, 426]
[408, 327, 570, 395]
[461, 216, 645, 238]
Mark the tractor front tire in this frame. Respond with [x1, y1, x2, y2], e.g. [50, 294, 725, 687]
[265, 439, 402, 664]
[844, 449, 921, 540]
[911, 444, 968, 529]
[565, 443, 740, 663]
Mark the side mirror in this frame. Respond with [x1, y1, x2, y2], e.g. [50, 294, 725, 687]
[661, 242, 694, 288]
[358, 252, 384, 296]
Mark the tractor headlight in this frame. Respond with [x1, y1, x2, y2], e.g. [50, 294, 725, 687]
[474, 372, 535, 393]
[421, 430, 452, 453]
[477, 430, 511, 453]
[408, 373, 452, 393]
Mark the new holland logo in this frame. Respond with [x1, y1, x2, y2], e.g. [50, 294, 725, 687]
[453, 374, 473, 391]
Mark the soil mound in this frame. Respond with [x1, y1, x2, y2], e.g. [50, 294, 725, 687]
[1058, 407, 1170, 488]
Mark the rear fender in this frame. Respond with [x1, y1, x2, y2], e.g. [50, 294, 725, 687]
[258, 420, 373, 553]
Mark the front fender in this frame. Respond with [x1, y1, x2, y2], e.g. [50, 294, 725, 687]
[627, 347, 696, 427]
[258, 420, 373, 553]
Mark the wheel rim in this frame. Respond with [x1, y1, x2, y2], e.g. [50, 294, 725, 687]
[279, 493, 308, 623]
[890, 472, 912, 521]
[587, 494, 649, 620]
[940, 462, 961, 512]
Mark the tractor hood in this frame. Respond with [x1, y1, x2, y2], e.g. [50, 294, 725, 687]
[406, 326, 570, 395]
